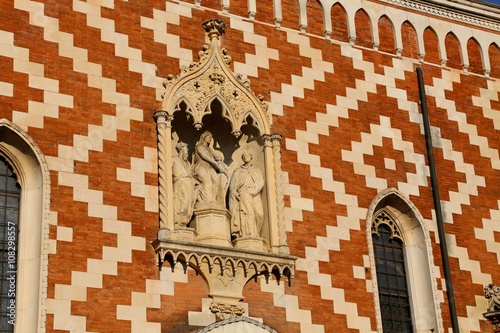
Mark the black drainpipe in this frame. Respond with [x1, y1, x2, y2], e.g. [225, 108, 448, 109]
[416, 66, 460, 333]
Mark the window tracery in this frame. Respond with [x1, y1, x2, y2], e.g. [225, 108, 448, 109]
[372, 210, 412, 332]
[0, 157, 19, 333]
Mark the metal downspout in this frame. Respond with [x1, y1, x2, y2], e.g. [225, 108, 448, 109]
[416, 66, 460, 332]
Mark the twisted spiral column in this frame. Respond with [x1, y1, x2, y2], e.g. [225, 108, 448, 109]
[271, 134, 289, 254]
[262, 135, 278, 253]
[154, 110, 174, 239]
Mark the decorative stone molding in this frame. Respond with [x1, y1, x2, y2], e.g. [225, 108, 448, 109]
[371, 208, 403, 242]
[380, 0, 500, 31]
[196, 315, 279, 332]
[153, 18, 295, 319]
[484, 284, 500, 332]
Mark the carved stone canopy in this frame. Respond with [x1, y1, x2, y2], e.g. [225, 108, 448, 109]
[161, 18, 269, 138]
[153, 19, 295, 321]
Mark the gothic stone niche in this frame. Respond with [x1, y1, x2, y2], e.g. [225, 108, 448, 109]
[484, 284, 500, 332]
[152, 18, 296, 319]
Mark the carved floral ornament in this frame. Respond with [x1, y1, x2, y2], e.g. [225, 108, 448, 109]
[152, 18, 295, 320]
[484, 284, 500, 332]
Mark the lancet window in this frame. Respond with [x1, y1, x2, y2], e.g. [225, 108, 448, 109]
[367, 190, 443, 333]
[372, 210, 412, 332]
[0, 157, 18, 332]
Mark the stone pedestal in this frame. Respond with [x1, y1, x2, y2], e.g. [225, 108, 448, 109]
[157, 228, 170, 241]
[171, 227, 197, 243]
[233, 236, 267, 252]
[193, 208, 232, 247]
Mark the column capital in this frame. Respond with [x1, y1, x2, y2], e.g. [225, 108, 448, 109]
[153, 110, 174, 126]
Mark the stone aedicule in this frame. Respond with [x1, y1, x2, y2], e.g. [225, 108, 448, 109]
[153, 18, 295, 319]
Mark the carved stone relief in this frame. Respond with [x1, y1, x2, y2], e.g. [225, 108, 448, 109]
[152, 18, 295, 319]
[484, 284, 500, 332]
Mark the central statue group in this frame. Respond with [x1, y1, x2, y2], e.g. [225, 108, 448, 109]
[172, 130, 265, 240]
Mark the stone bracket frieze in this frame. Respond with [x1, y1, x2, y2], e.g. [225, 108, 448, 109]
[152, 239, 296, 319]
[380, 0, 500, 31]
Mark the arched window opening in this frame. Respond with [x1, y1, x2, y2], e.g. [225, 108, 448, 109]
[0, 119, 50, 332]
[372, 212, 412, 333]
[367, 189, 443, 333]
[0, 157, 19, 332]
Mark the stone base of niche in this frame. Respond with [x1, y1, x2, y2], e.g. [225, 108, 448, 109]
[151, 238, 296, 319]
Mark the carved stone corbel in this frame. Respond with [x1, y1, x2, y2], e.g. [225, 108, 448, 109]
[152, 240, 296, 319]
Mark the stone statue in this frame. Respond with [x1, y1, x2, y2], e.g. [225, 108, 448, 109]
[193, 131, 228, 208]
[485, 284, 500, 312]
[172, 142, 196, 228]
[229, 152, 264, 238]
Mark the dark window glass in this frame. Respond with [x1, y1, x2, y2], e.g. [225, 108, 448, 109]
[373, 224, 413, 333]
[0, 157, 19, 332]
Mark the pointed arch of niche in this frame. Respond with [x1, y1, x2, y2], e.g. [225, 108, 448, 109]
[0, 119, 50, 332]
[366, 188, 443, 333]
[197, 316, 278, 333]
[152, 18, 296, 320]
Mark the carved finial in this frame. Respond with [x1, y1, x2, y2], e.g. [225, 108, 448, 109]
[203, 18, 227, 40]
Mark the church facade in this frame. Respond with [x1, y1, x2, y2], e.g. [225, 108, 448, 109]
[1, 0, 500, 332]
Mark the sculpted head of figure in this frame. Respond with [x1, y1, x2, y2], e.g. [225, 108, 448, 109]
[199, 131, 213, 146]
[175, 141, 189, 160]
[241, 152, 253, 164]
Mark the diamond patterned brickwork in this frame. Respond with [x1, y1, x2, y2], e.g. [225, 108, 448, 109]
[1, 0, 500, 332]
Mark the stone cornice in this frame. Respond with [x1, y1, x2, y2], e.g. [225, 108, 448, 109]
[379, 0, 500, 31]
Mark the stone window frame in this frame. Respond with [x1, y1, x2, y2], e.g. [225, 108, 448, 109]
[372, 210, 414, 331]
[0, 119, 50, 332]
[366, 188, 443, 333]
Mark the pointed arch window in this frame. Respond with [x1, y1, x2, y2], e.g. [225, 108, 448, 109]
[0, 119, 51, 332]
[372, 211, 412, 332]
[367, 189, 443, 333]
[0, 157, 19, 332]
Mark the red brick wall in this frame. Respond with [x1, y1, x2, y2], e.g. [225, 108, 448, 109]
[0, 0, 499, 332]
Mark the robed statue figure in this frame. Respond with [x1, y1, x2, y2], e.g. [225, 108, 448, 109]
[229, 152, 265, 238]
